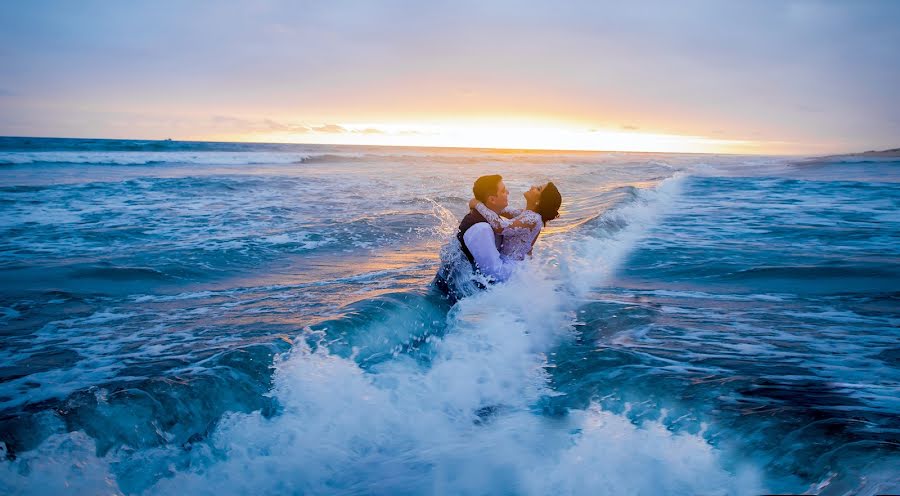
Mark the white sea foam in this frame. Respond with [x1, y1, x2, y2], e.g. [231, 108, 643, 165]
[549, 173, 686, 296]
[0, 432, 119, 495]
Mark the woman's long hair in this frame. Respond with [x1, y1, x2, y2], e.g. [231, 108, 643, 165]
[535, 182, 562, 225]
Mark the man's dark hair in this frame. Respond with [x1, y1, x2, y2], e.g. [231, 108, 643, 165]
[473, 174, 503, 203]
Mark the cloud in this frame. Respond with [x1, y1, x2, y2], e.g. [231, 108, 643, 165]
[212, 115, 248, 126]
[312, 124, 347, 133]
[263, 119, 309, 133]
[621, 125, 639, 131]
[211, 115, 309, 133]
[209, 117, 371, 135]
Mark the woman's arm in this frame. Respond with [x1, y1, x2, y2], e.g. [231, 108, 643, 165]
[474, 202, 512, 233]
[466, 199, 522, 219]
[501, 206, 523, 219]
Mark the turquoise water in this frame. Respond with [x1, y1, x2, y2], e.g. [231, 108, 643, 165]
[0, 138, 897, 494]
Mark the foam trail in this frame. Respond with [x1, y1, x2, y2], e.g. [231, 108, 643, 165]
[146, 260, 761, 495]
[168, 174, 760, 494]
[551, 173, 686, 296]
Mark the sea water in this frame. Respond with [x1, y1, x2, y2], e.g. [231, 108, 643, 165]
[0, 137, 897, 495]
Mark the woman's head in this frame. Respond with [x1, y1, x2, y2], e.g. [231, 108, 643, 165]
[526, 181, 562, 224]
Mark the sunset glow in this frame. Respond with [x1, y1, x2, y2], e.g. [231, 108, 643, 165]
[218, 121, 755, 154]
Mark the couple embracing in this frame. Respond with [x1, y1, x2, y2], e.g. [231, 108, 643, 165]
[436, 174, 562, 301]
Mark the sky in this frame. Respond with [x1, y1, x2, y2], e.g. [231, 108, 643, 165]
[1, 0, 899, 155]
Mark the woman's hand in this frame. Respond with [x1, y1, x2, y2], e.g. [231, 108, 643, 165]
[468, 198, 479, 210]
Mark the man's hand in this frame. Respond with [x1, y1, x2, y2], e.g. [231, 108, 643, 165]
[468, 198, 479, 210]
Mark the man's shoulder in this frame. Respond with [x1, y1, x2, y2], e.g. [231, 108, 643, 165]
[457, 209, 489, 239]
[463, 221, 492, 239]
[466, 221, 491, 232]
[460, 208, 487, 225]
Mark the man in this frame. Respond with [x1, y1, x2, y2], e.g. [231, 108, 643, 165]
[456, 174, 516, 283]
[433, 174, 517, 302]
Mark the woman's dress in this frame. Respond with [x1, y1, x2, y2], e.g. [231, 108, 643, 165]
[475, 203, 542, 261]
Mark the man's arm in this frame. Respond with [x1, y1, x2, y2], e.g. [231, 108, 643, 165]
[463, 223, 514, 282]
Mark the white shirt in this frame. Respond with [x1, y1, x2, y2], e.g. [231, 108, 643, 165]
[462, 222, 516, 282]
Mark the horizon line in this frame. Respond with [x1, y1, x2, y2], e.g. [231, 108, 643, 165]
[0, 134, 810, 158]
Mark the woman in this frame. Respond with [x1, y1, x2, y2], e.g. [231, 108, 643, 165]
[468, 181, 562, 261]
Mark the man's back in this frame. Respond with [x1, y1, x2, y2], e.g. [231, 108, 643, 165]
[457, 209, 513, 282]
[456, 208, 490, 267]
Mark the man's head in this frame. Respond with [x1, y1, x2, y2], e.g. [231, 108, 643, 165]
[472, 174, 509, 212]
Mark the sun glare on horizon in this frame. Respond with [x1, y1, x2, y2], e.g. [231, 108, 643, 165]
[216, 120, 760, 155]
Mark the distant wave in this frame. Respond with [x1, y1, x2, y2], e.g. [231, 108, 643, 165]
[0, 151, 369, 166]
[723, 264, 894, 280]
[0, 145, 718, 168]
[71, 265, 173, 281]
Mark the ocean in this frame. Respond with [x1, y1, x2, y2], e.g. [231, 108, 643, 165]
[0, 137, 897, 495]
